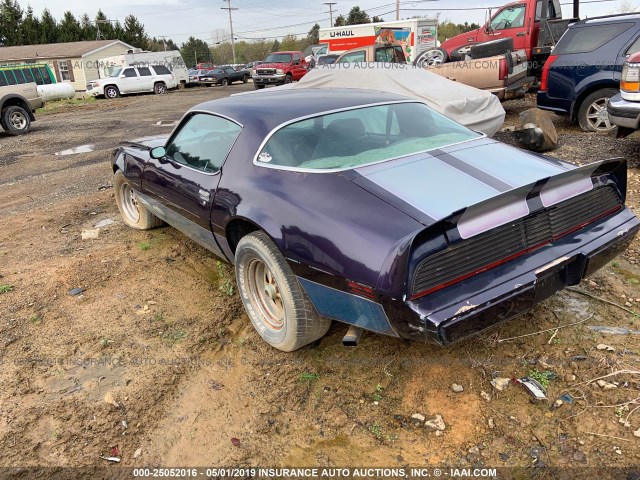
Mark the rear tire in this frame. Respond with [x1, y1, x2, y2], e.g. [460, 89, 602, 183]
[577, 88, 618, 132]
[413, 47, 449, 67]
[470, 38, 514, 59]
[235, 231, 331, 352]
[113, 171, 164, 230]
[1, 105, 31, 135]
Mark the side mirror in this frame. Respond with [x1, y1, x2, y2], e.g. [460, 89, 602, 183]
[150, 146, 167, 160]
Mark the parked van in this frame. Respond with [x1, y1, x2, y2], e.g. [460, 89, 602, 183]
[86, 64, 177, 99]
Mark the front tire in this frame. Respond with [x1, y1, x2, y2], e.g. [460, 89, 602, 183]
[235, 231, 331, 352]
[283, 74, 293, 84]
[254, 84, 265, 90]
[578, 88, 618, 132]
[242, 75, 249, 83]
[113, 171, 164, 230]
[221, 78, 229, 86]
[154, 82, 167, 94]
[104, 85, 120, 99]
[1, 105, 31, 135]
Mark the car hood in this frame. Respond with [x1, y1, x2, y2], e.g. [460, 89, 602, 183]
[350, 137, 608, 237]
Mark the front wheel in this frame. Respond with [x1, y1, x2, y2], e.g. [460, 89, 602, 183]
[283, 74, 293, 84]
[235, 231, 331, 352]
[104, 85, 120, 99]
[154, 82, 167, 94]
[578, 88, 618, 132]
[113, 171, 164, 230]
[242, 75, 249, 83]
[221, 78, 229, 86]
[1, 105, 31, 135]
[413, 47, 449, 68]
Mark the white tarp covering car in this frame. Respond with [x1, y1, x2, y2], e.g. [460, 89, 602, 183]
[239, 64, 505, 136]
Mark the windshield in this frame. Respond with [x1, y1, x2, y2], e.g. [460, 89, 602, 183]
[211, 69, 224, 74]
[256, 102, 481, 171]
[108, 67, 122, 77]
[264, 53, 292, 63]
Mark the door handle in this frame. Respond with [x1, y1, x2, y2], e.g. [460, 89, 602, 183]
[517, 32, 526, 37]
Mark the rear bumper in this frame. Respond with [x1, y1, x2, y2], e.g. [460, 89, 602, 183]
[400, 211, 639, 344]
[607, 93, 640, 130]
[536, 90, 572, 116]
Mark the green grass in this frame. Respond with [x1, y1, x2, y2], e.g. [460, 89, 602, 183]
[0, 284, 14, 294]
[38, 96, 96, 113]
[216, 261, 235, 296]
[528, 369, 553, 389]
[299, 372, 320, 386]
[369, 423, 382, 439]
[138, 242, 152, 251]
[30, 315, 42, 325]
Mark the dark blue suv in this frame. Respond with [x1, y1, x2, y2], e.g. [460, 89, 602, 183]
[537, 14, 640, 132]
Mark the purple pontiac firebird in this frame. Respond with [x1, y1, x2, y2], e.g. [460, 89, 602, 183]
[111, 88, 639, 351]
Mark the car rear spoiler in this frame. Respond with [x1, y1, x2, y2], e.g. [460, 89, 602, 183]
[422, 158, 627, 241]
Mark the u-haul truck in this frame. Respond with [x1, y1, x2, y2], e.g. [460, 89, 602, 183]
[318, 18, 438, 63]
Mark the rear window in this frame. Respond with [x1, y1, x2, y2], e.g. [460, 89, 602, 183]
[256, 102, 480, 171]
[152, 65, 171, 75]
[554, 23, 634, 54]
[375, 46, 406, 63]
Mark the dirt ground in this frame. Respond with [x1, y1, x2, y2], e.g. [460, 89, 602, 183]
[1, 85, 640, 479]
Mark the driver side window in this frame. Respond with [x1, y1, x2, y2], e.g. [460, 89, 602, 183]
[166, 113, 241, 173]
[490, 4, 526, 30]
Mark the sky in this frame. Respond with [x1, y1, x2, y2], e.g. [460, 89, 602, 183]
[18, 0, 635, 45]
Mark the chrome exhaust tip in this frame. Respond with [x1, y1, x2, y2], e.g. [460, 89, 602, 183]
[342, 325, 364, 346]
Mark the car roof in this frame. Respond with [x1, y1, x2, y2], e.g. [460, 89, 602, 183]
[575, 13, 640, 26]
[189, 88, 413, 132]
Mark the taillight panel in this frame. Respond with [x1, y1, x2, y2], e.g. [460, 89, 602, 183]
[540, 54, 558, 92]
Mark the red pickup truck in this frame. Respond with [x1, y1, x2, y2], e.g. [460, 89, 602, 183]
[252, 51, 309, 90]
[415, 0, 579, 82]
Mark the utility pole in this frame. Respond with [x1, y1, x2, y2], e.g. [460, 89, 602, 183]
[324, 2, 337, 27]
[221, 0, 238, 64]
[396, 0, 400, 20]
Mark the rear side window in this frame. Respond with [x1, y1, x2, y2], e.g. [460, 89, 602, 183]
[5, 70, 17, 85]
[23, 68, 34, 83]
[138, 67, 152, 76]
[554, 23, 634, 54]
[39, 67, 52, 84]
[14, 69, 26, 84]
[626, 35, 640, 55]
[0, 73, 7, 87]
[152, 65, 171, 75]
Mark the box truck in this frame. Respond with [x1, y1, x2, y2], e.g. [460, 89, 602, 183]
[318, 18, 438, 63]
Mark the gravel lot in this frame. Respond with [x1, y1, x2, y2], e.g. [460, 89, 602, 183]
[1, 86, 640, 478]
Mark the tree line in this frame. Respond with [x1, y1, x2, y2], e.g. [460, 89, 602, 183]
[0, 0, 481, 66]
